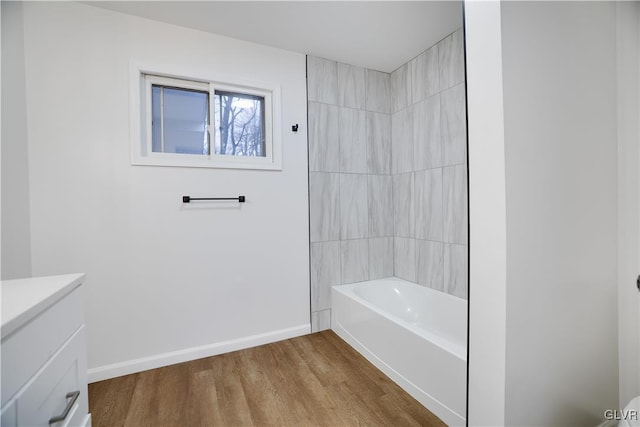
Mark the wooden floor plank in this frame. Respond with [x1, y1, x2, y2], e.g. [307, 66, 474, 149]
[312, 333, 389, 401]
[186, 369, 224, 427]
[88, 331, 447, 427]
[236, 346, 291, 426]
[289, 332, 351, 388]
[87, 373, 136, 427]
[123, 369, 160, 427]
[268, 340, 344, 425]
[213, 352, 255, 426]
[156, 360, 189, 425]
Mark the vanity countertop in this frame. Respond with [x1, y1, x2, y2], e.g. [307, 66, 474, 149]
[1, 273, 85, 340]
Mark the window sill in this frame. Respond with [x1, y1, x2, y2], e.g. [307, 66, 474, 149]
[130, 154, 282, 171]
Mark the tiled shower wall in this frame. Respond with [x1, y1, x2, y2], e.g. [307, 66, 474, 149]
[391, 29, 468, 299]
[308, 28, 467, 332]
[307, 56, 394, 332]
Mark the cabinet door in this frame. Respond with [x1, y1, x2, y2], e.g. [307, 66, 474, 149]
[16, 326, 88, 427]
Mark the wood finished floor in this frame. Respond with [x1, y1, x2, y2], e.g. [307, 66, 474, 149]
[88, 330, 446, 427]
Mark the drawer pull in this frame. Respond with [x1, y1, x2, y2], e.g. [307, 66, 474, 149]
[48, 390, 80, 425]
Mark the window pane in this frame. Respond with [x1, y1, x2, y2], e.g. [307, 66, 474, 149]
[214, 91, 265, 157]
[151, 85, 209, 155]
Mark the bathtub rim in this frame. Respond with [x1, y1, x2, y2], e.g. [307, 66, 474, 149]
[332, 277, 467, 361]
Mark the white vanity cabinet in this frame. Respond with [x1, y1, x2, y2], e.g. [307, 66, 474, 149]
[1, 274, 91, 427]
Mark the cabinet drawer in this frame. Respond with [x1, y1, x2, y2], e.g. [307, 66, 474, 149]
[16, 326, 89, 427]
[1, 286, 83, 406]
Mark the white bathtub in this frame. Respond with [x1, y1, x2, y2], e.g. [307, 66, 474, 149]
[332, 277, 467, 426]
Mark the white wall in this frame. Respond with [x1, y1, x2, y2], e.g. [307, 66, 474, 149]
[1, 1, 33, 280]
[464, 2, 507, 425]
[467, 2, 622, 425]
[501, 2, 619, 425]
[617, 0, 640, 408]
[18, 2, 310, 380]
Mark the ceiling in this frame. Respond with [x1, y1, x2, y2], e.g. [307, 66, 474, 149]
[86, 1, 463, 73]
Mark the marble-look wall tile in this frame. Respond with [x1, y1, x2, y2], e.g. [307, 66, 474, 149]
[311, 241, 341, 311]
[391, 108, 414, 174]
[339, 108, 367, 173]
[365, 69, 390, 114]
[307, 56, 338, 104]
[394, 237, 416, 282]
[368, 175, 393, 237]
[340, 174, 368, 240]
[441, 84, 467, 166]
[393, 172, 414, 238]
[341, 239, 369, 284]
[337, 63, 365, 110]
[416, 239, 444, 291]
[414, 94, 442, 171]
[443, 165, 468, 244]
[391, 63, 411, 113]
[438, 29, 465, 91]
[366, 112, 391, 174]
[309, 172, 340, 242]
[368, 237, 394, 280]
[415, 168, 443, 241]
[411, 45, 440, 104]
[308, 102, 339, 172]
[311, 309, 332, 333]
[444, 243, 468, 299]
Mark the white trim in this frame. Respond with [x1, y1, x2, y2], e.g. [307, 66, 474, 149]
[146, 74, 209, 91]
[87, 324, 310, 383]
[129, 61, 283, 170]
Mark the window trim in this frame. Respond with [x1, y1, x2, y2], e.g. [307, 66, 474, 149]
[130, 62, 282, 170]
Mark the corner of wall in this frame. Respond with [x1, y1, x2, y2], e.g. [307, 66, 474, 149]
[463, 1, 508, 425]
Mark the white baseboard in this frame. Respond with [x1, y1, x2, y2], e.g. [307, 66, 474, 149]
[87, 324, 310, 383]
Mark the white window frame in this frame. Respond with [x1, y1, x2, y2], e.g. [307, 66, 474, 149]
[130, 63, 282, 170]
